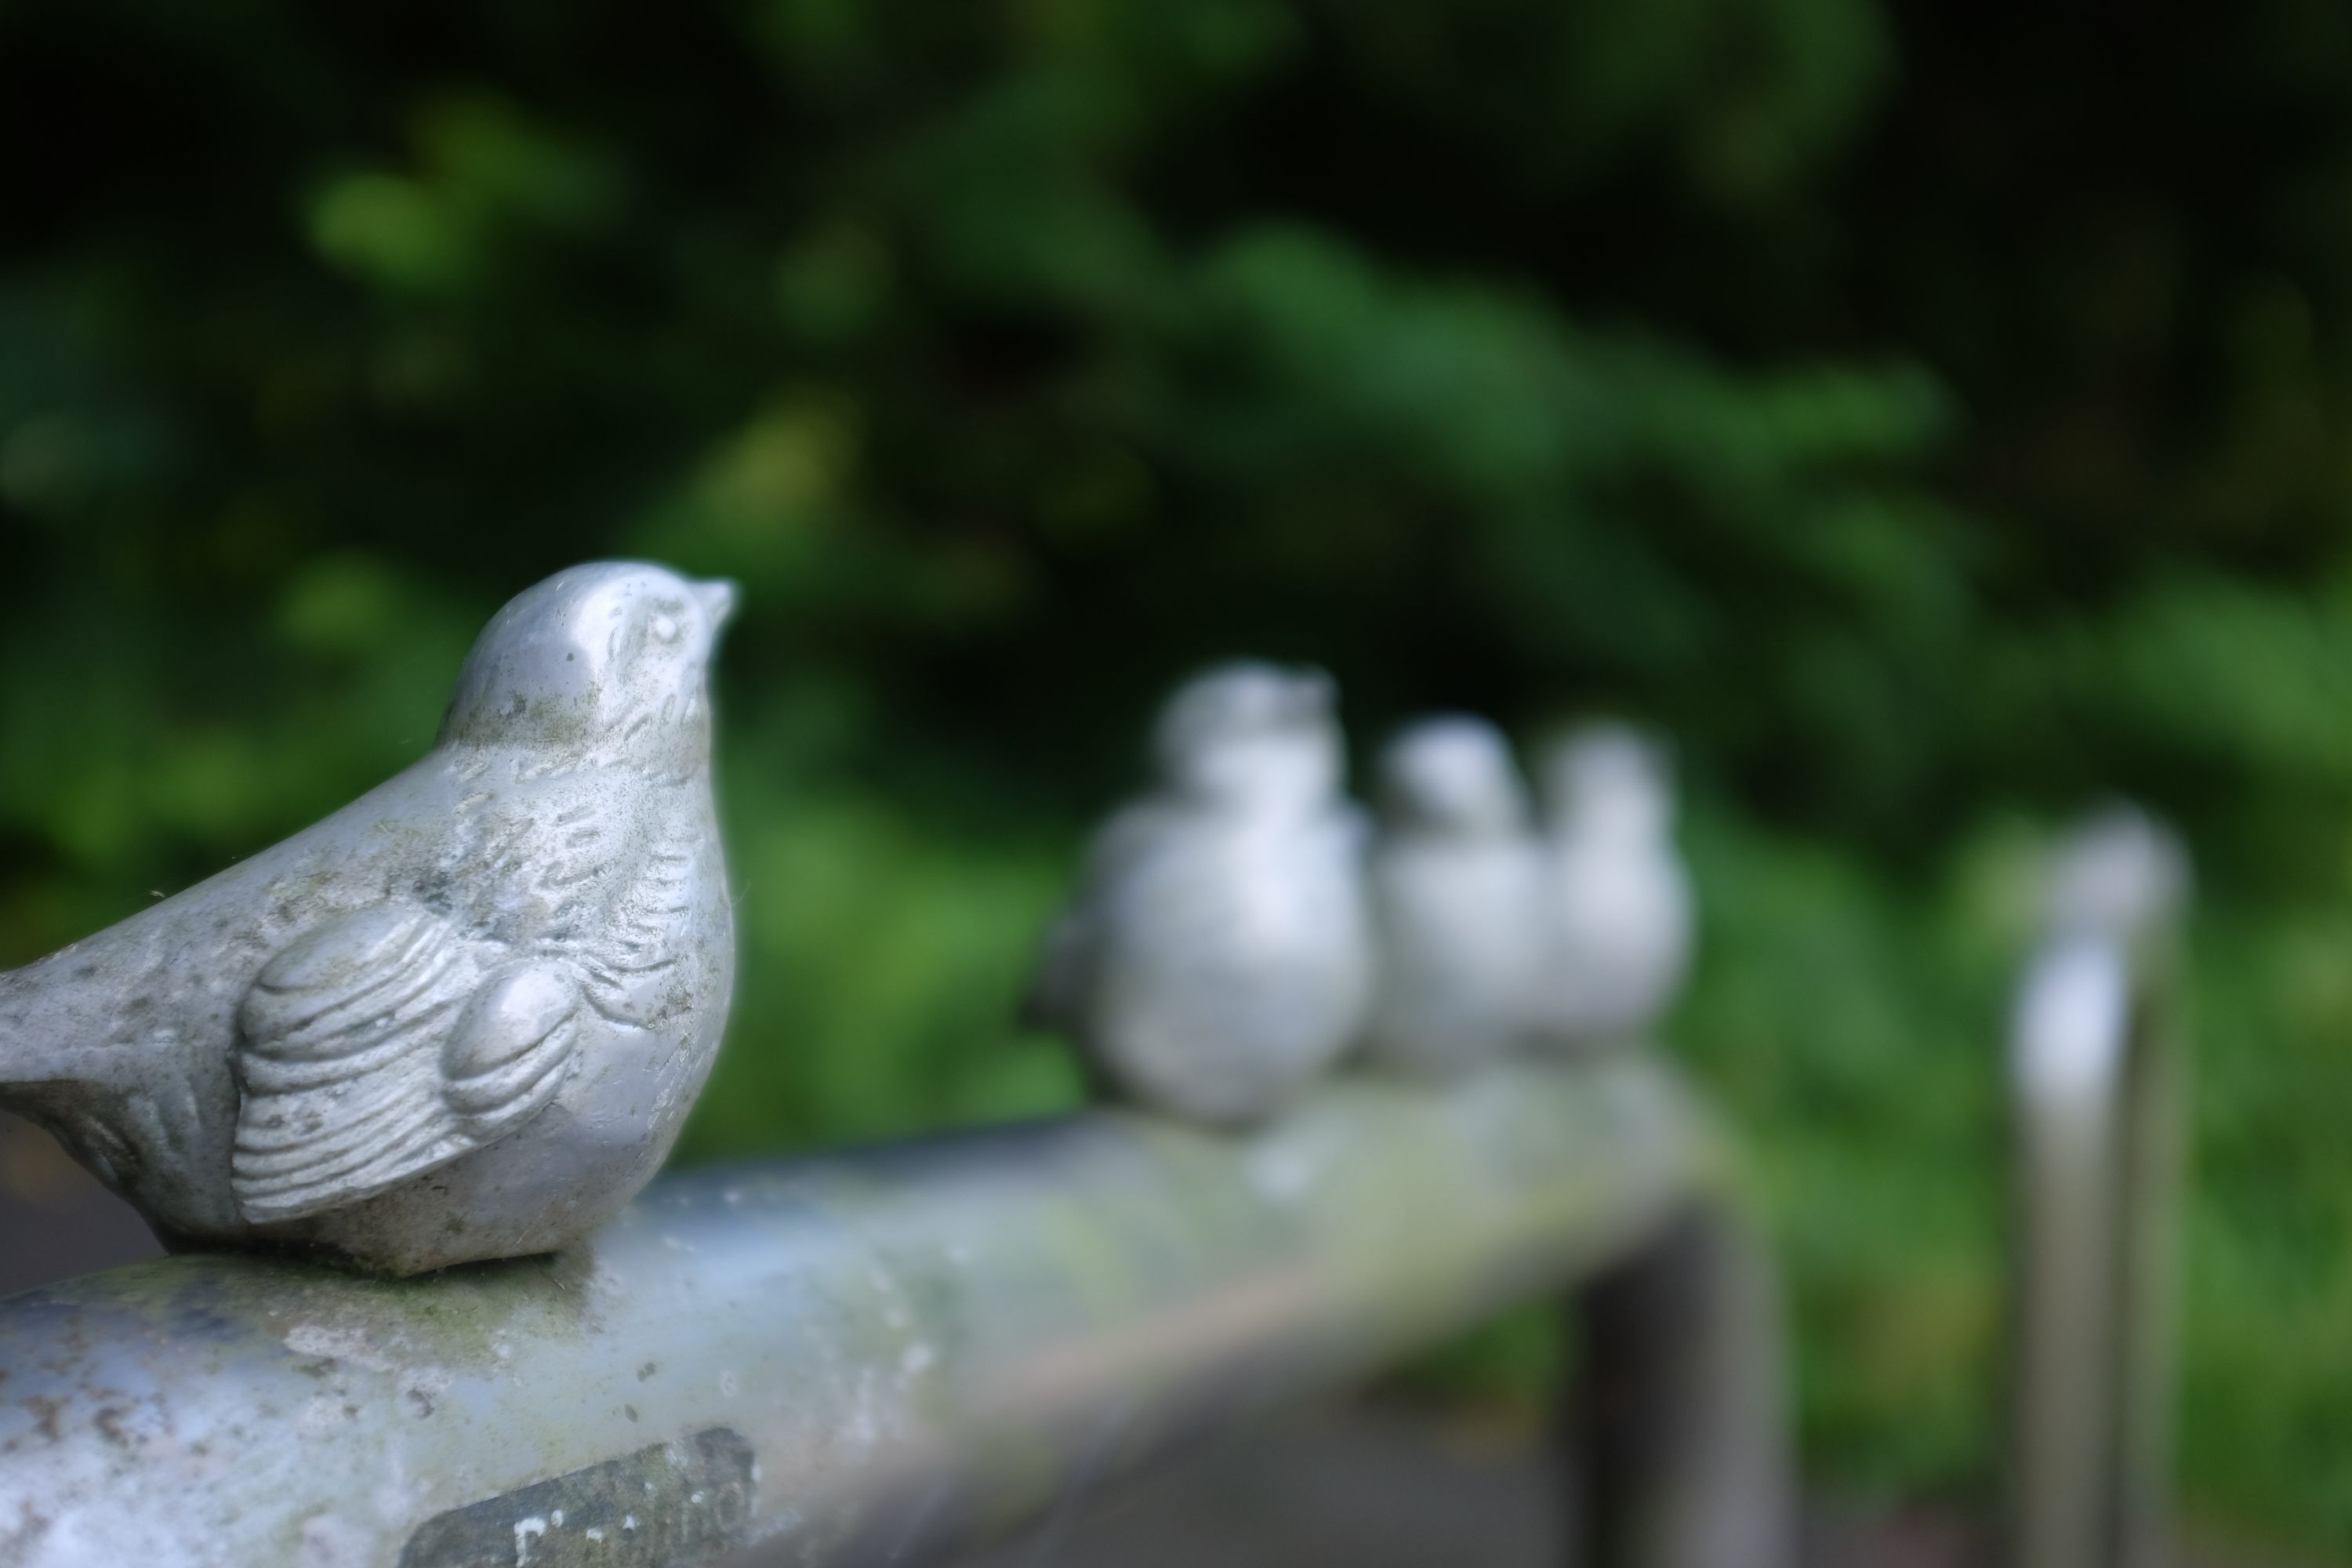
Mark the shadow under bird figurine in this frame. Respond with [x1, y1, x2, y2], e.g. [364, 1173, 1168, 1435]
[1533, 723, 1693, 1050]
[1025, 662, 1372, 1127]
[1362, 714, 1546, 1078]
[0, 561, 739, 1276]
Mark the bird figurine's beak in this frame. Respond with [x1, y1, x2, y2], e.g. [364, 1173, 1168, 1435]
[695, 579, 739, 631]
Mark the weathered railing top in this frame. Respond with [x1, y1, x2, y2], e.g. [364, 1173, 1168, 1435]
[0, 1051, 1733, 1568]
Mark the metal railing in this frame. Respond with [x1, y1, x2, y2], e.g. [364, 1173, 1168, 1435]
[2005, 808, 2189, 1568]
[0, 1051, 1788, 1568]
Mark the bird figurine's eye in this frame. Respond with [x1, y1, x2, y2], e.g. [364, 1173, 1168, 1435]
[650, 613, 681, 644]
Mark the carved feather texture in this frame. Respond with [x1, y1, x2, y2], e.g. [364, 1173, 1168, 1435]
[230, 901, 582, 1223]
[553, 802, 694, 1027]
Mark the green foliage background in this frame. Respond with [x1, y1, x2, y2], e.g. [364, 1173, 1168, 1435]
[4, 0, 2352, 1555]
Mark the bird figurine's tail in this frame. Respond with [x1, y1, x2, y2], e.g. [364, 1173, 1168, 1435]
[0, 963, 56, 1105]
[0, 966, 23, 1078]
[1020, 912, 1086, 1033]
[0, 963, 150, 1210]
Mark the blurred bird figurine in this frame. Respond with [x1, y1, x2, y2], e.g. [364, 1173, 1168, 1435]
[1533, 723, 1693, 1049]
[1361, 715, 1545, 1077]
[1026, 662, 1373, 1126]
[0, 561, 739, 1275]
[2042, 804, 2189, 949]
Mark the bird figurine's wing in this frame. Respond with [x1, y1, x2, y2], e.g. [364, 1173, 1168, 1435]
[230, 902, 583, 1223]
[1021, 905, 1096, 1031]
[1021, 802, 1168, 1030]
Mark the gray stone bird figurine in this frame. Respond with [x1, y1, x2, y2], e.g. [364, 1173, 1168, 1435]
[1025, 662, 1373, 1127]
[1361, 715, 1546, 1077]
[1532, 723, 1693, 1049]
[0, 561, 739, 1275]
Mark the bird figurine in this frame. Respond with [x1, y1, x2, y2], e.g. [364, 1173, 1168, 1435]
[0, 561, 739, 1276]
[1361, 714, 1547, 1077]
[2042, 804, 2189, 949]
[1531, 723, 1693, 1050]
[1025, 662, 1373, 1127]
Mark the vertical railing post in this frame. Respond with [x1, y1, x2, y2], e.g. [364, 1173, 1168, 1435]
[2005, 807, 2188, 1568]
[1570, 1196, 1795, 1568]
